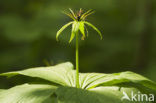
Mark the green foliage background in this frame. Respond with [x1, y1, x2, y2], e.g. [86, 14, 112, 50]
[0, 0, 156, 88]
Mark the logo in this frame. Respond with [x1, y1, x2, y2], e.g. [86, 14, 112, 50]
[121, 91, 154, 102]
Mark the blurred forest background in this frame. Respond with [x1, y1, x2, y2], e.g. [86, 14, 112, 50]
[0, 0, 156, 88]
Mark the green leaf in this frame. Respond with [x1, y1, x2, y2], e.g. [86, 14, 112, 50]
[1, 62, 156, 103]
[0, 62, 74, 86]
[0, 84, 57, 103]
[79, 71, 156, 94]
[42, 95, 58, 103]
[0, 89, 4, 92]
[56, 86, 141, 103]
[69, 21, 80, 43]
[56, 22, 73, 41]
[79, 22, 85, 40]
[84, 21, 102, 39]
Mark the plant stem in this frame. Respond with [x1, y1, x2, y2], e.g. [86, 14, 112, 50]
[76, 32, 80, 88]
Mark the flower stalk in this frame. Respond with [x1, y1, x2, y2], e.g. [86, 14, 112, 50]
[76, 32, 80, 88]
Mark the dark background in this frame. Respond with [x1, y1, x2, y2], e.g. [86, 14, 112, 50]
[0, 0, 156, 88]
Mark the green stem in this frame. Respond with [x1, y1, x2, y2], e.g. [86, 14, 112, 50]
[76, 32, 80, 88]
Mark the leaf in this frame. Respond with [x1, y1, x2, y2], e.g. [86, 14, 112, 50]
[0, 84, 57, 103]
[84, 21, 102, 39]
[0, 89, 4, 92]
[79, 22, 85, 40]
[43, 95, 58, 103]
[69, 21, 80, 43]
[0, 62, 74, 86]
[55, 86, 140, 103]
[1, 62, 156, 103]
[56, 22, 73, 41]
[79, 71, 156, 94]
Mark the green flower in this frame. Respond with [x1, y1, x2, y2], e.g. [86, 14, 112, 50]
[56, 8, 102, 43]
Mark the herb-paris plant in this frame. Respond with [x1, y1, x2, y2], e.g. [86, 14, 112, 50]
[0, 9, 156, 103]
[56, 8, 102, 88]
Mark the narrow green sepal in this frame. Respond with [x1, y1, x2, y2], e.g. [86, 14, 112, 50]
[56, 21, 73, 41]
[85, 26, 89, 37]
[69, 21, 80, 43]
[84, 21, 103, 40]
[69, 32, 76, 43]
[79, 22, 86, 40]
